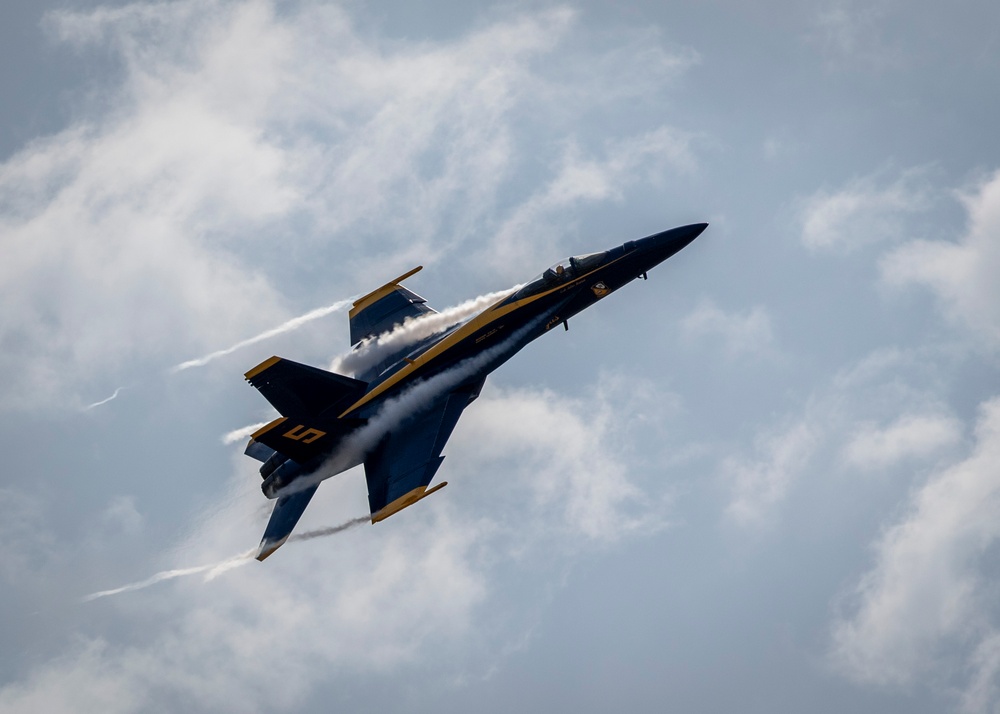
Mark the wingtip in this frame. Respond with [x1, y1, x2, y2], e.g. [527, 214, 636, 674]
[245, 355, 282, 381]
[370, 480, 449, 524]
[255, 536, 288, 561]
[349, 266, 425, 317]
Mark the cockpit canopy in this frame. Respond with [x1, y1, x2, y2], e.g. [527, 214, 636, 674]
[513, 251, 608, 301]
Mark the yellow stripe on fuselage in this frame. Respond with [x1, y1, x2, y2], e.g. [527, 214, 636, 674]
[338, 252, 630, 418]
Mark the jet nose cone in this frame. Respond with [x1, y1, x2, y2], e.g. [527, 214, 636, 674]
[634, 222, 707, 262]
[676, 221, 709, 245]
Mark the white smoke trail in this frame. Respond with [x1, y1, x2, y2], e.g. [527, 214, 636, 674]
[221, 421, 271, 445]
[83, 387, 125, 410]
[82, 549, 256, 601]
[170, 297, 356, 372]
[90, 317, 540, 596]
[83, 513, 373, 601]
[330, 287, 518, 377]
[289, 515, 371, 542]
[281, 316, 543, 496]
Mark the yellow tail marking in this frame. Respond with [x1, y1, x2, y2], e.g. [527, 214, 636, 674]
[282, 425, 327, 444]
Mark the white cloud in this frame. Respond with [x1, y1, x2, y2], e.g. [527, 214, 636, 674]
[762, 136, 792, 161]
[724, 422, 817, 525]
[831, 396, 1000, 704]
[843, 412, 963, 469]
[0, 504, 493, 713]
[450, 377, 672, 542]
[719, 344, 960, 527]
[798, 168, 929, 252]
[484, 126, 699, 278]
[680, 299, 775, 358]
[0, 1, 701, 708]
[0, 489, 57, 585]
[0, 373, 669, 712]
[0, 0, 699, 412]
[881, 169, 1000, 351]
[963, 632, 1000, 714]
[0, 2, 299, 410]
[810, 1, 905, 70]
[101, 496, 145, 536]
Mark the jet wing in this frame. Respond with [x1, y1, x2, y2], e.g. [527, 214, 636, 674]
[364, 380, 483, 521]
[256, 484, 318, 561]
[349, 266, 436, 345]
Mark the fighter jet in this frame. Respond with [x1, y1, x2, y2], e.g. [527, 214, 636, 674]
[243, 222, 707, 559]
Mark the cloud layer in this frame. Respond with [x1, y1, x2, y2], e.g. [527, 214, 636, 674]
[833, 397, 1000, 693]
[882, 170, 1000, 349]
[0, 0, 698, 411]
[0, 2, 698, 710]
[4, 0, 998, 712]
[0, 376, 669, 713]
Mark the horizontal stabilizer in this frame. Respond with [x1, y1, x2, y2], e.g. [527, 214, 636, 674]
[249, 415, 364, 465]
[257, 484, 318, 561]
[349, 266, 436, 345]
[244, 439, 276, 463]
[245, 356, 367, 419]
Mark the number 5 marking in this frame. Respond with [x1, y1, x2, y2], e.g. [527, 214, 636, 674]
[283, 425, 327, 444]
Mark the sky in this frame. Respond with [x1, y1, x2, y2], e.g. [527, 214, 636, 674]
[1, 0, 999, 711]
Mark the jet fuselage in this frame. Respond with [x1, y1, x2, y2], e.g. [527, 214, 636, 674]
[344, 222, 708, 420]
[244, 222, 706, 559]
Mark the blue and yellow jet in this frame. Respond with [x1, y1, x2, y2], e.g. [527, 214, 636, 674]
[243, 222, 707, 559]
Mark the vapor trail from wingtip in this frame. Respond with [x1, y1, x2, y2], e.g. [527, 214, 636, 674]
[219, 290, 517, 449]
[330, 286, 518, 377]
[82, 548, 257, 601]
[83, 387, 125, 410]
[87, 293, 531, 601]
[83, 513, 373, 601]
[170, 297, 357, 373]
[221, 421, 271, 445]
[276, 315, 544, 497]
[289, 515, 371, 542]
